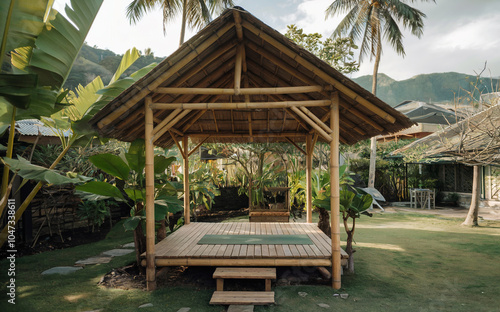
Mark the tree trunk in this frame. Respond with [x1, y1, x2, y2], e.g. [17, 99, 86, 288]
[156, 219, 166, 241]
[134, 221, 147, 270]
[343, 216, 356, 274]
[367, 39, 382, 188]
[179, 0, 188, 46]
[317, 207, 331, 237]
[462, 165, 480, 226]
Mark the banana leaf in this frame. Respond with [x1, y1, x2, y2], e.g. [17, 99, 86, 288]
[89, 153, 130, 181]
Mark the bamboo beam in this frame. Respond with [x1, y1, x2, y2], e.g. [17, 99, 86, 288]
[243, 21, 396, 124]
[186, 132, 306, 138]
[97, 22, 235, 129]
[299, 106, 333, 134]
[285, 137, 306, 155]
[154, 85, 325, 95]
[169, 131, 185, 159]
[234, 44, 243, 94]
[306, 134, 313, 223]
[183, 136, 190, 224]
[284, 108, 309, 131]
[188, 136, 210, 157]
[330, 93, 341, 290]
[234, 10, 243, 41]
[150, 100, 331, 110]
[231, 109, 235, 133]
[248, 112, 253, 142]
[144, 97, 156, 291]
[153, 108, 182, 135]
[212, 110, 219, 132]
[290, 106, 333, 142]
[153, 109, 192, 142]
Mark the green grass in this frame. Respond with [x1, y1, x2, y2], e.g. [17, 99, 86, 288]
[1, 212, 499, 311]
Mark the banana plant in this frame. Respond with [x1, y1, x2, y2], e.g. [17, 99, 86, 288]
[75, 139, 183, 266]
[0, 0, 105, 246]
[313, 171, 372, 274]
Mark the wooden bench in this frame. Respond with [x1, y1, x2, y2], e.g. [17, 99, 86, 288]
[213, 267, 276, 291]
[210, 267, 276, 305]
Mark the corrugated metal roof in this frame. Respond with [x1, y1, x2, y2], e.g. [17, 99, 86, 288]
[15, 119, 72, 137]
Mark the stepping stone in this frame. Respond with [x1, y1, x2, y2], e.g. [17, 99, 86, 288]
[139, 303, 153, 308]
[42, 266, 82, 275]
[102, 249, 134, 257]
[317, 303, 330, 308]
[122, 242, 135, 248]
[227, 305, 254, 312]
[298, 292, 308, 297]
[75, 256, 112, 266]
[176, 308, 191, 312]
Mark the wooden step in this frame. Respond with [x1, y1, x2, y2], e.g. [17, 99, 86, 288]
[210, 291, 275, 305]
[213, 267, 276, 279]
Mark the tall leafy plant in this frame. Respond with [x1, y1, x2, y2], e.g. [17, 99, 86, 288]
[76, 139, 182, 266]
[312, 165, 372, 274]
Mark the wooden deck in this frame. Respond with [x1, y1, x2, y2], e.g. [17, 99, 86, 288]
[142, 222, 347, 267]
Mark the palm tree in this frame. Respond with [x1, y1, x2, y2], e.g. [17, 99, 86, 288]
[126, 0, 234, 46]
[326, 0, 434, 188]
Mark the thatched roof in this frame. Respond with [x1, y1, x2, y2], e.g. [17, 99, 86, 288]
[89, 7, 414, 148]
[393, 104, 500, 164]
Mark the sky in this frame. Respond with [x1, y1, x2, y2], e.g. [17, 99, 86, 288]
[54, 0, 500, 81]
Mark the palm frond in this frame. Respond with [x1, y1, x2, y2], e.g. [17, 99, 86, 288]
[126, 0, 159, 24]
[326, 0, 361, 17]
[382, 12, 405, 56]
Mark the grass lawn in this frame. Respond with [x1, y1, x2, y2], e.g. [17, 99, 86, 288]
[1, 212, 499, 312]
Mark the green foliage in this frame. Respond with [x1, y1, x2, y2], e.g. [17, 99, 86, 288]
[285, 24, 359, 74]
[2, 156, 92, 185]
[77, 200, 116, 232]
[76, 139, 183, 231]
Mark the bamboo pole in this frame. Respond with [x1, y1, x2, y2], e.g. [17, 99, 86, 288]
[152, 108, 182, 135]
[234, 10, 243, 41]
[153, 109, 192, 142]
[188, 136, 210, 157]
[182, 110, 207, 133]
[154, 85, 325, 95]
[187, 132, 306, 138]
[183, 136, 190, 224]
[300, 106, 333, 134]
[330, 93, 341, 290]
[234, 44, 243, 94]
[243, 20, 396, 124]
[144, 97, 156, 291]
[290, 106, 333, 142]
[306, 134, 313, 223]
[96, 22, 235, 129]
[150, 100, 331, 110]
[285, 137, 306, 155]
[169, 131, 185, 159]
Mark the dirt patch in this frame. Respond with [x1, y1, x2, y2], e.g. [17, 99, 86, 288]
[99, 264, 330, 291]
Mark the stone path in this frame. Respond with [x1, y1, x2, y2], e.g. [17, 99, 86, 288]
[41, 242, 135, 275]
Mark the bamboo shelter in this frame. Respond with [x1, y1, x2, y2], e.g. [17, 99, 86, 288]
[90, 7, 414, 291]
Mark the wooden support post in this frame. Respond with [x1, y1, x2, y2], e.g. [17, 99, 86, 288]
[330, 93, 341, 290]
[183, 136, 190, 224]
[144, 97, 156, 291]
[306, 135, 313, 224]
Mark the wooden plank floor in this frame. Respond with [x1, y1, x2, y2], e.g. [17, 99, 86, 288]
[146, 222, 347, 267]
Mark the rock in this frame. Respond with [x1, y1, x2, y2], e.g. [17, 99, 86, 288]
[340, 293, 349, 299]
[41, 266, 82, 275]
[298, 292, 308, 297]
[75, 256, 112, 265]
[122, 242, 135, 248]
[176, 308, 191, 312]
[317, 303, 330, 308]
[227, 305, 254, 312]
[102, 249, 134, 257]
[138, 303, 153, 308]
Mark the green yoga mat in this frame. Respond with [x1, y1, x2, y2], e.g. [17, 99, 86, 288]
[197, 234, 313, 245]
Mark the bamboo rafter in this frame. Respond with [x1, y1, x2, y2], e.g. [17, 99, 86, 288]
[154, 85, 326, 95]
[150, 100, 331, 110]
[290, 106, 332, 142]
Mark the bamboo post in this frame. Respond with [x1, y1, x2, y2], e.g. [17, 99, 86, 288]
[306, 135, 313, 223]
[330, 93, 341, 289]
[183, 136, 190, 224]
[144, 97, 156, 291]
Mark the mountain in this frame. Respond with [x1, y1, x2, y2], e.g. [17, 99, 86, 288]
[352, 72, 500, 106]
[64, 44, 164, 90]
